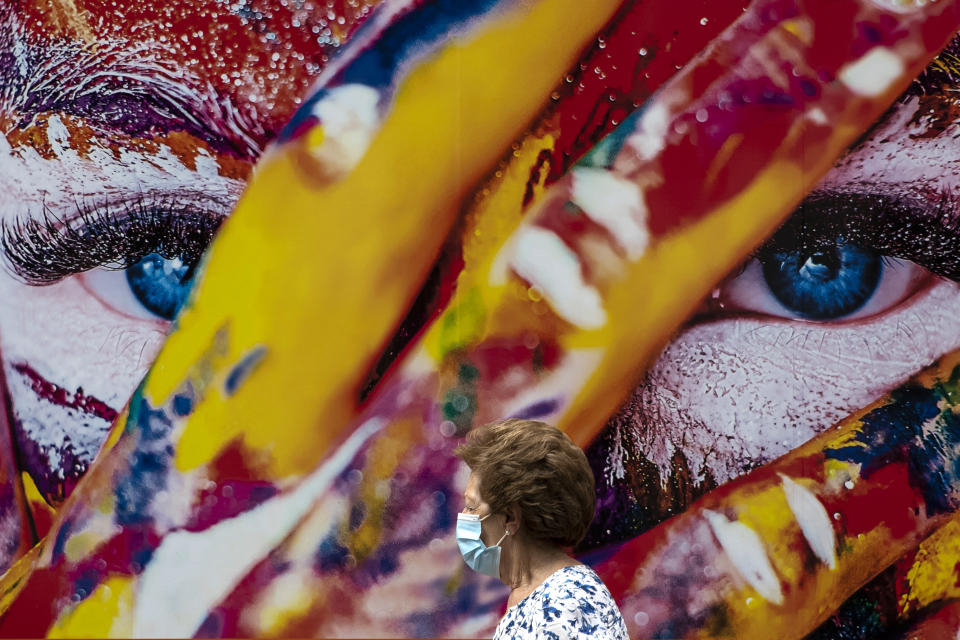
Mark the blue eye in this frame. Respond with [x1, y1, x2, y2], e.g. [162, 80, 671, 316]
[125, 253, 195, 320]
[759, 244, 882, 320]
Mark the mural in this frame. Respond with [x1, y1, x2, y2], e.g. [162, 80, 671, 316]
[0, 0, 959, 637]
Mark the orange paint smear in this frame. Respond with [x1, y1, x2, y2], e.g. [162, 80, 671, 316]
[5, 113, 251, 180]
[30, 0, 95, 44]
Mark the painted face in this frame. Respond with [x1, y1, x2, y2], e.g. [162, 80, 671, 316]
[0, 0, 381, 505]
[0, 0, 955, 635]
[584, 40, 960, 547]
[1, 0, 959, 598]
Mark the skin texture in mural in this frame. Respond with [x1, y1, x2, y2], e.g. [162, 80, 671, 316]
[1, 0, 960, 636]
[586, 41, 960, 547]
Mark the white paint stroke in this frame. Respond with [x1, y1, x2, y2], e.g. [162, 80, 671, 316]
[838, 47, 904, 98]
[570, 167, 649, 260]
[779, 473, 837, 570]
[131, 417, 385, 638]
[704, 509, 784, 605]
[510, 226, 607, 330]
[625, 101, 670, 161]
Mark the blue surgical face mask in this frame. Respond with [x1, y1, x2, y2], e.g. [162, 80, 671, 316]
[456, 512, 510, 579]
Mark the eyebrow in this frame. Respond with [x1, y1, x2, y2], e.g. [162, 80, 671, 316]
[0, 21, 264, 158]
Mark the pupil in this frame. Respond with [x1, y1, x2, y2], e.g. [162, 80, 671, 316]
[799, 250, 839, 282]
[761, 243, 881, 320]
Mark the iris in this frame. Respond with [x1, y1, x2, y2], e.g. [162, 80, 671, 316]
[125, 253, 194, 320]
[761, 243, 881, 320]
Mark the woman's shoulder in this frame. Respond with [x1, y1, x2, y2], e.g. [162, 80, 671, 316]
[538, 565, 629, 639]
[544, 565, 611, 603]
[494, 564, 628, 640]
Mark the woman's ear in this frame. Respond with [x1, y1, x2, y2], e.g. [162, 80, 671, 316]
[504, 503, 522, 535]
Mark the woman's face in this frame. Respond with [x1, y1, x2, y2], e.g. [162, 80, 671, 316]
[462, 472, 502, 548]
[0, 0, 375, 504]
[462, 473, 485, 519]
[2, 0, 959, 583]
[585, 55, 960, 544]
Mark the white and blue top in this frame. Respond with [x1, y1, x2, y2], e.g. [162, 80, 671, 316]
[492, 564, 629, 640]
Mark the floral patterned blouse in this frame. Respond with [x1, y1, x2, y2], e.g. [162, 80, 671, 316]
[493, 564, 629, 640]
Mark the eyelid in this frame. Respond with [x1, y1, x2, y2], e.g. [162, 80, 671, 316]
[0, 193, 228, 285]
[760, 189, 960, 283]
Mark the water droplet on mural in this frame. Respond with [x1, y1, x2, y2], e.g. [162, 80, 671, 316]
[440, 420, 456, 437]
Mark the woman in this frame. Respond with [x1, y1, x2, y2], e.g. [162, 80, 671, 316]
[455, 418, 628, 639]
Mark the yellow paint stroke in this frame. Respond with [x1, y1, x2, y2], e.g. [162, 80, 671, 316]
[426, 131, 557, 361]
[48, 576, 134, 638]
[461, 131, 558, 272]
[99, 407, 129, 455]
[252, 572, 316, 635]
[20, 472, 54, 522]
[559, 160, 812, 444]
[151, 0, 622, 479]
[899, 516, 960, 615]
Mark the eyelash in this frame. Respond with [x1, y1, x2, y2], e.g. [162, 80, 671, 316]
[0, 196, 225, 285]
[747, 189, 960, 282]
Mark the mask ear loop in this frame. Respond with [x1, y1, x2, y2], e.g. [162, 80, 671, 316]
[478, 513, 511, 546]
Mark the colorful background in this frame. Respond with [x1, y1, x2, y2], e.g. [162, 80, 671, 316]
[0, 0, 960, 637]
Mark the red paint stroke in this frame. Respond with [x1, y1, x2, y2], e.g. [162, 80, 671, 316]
[182, 439, 279, 533]
[0, 566, 61, 637]
[468, 339, 560, 383]
[542, 0, 749, 182]
[822, 462, 924, 540]
[12, 363, 119, 422]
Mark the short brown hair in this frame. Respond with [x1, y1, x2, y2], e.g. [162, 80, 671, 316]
[454, 418, 596, 548]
